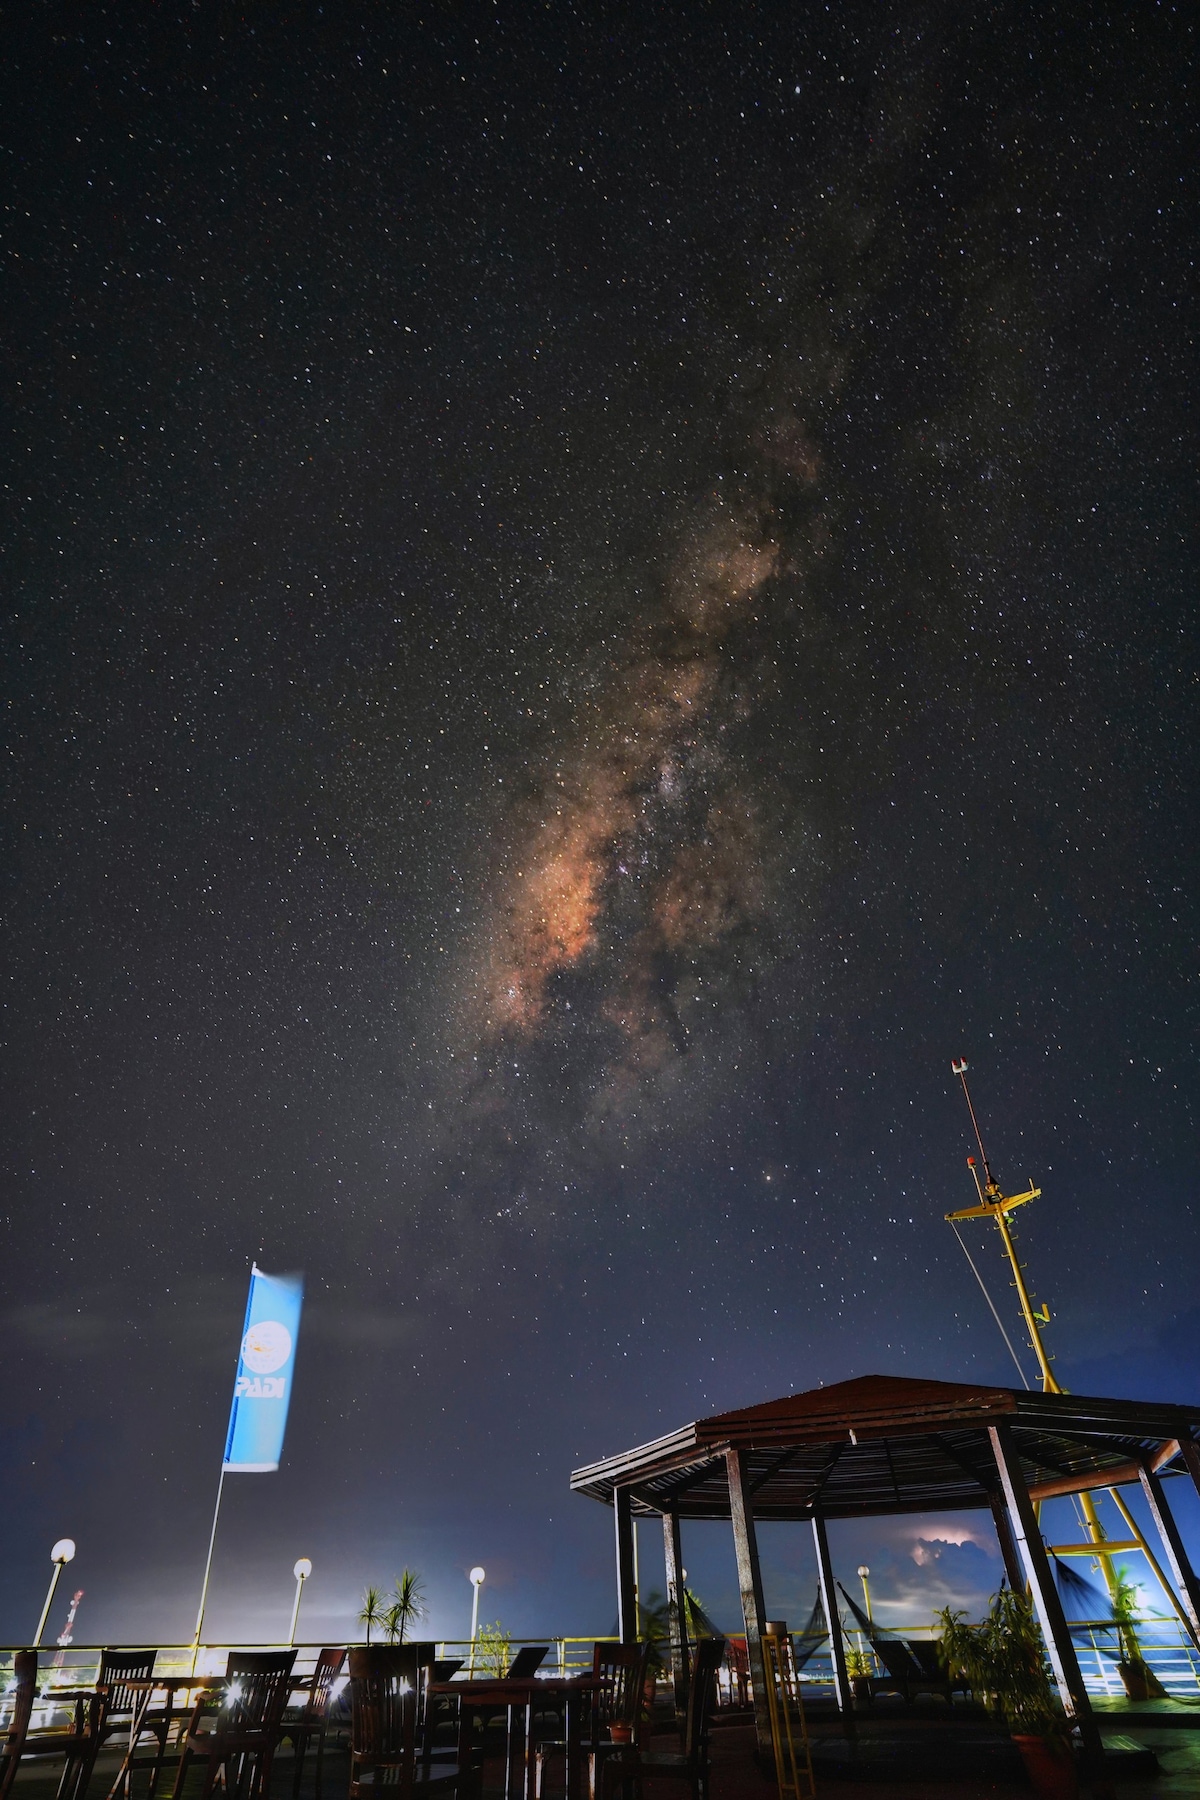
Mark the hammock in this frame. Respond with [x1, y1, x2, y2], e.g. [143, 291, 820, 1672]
[836, 1582, 962, 1693]
[837, 1581, 905, 1647]
[790, 1591, 828, 1672]
[1052, 1556, 1122, 1661]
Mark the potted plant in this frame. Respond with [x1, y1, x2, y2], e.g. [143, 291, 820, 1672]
[845, 1646, 874, 1704]
[936, 1588, 1078, 1800]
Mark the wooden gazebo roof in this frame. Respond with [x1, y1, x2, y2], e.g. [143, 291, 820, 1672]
[570, 1374, 1199, 1520]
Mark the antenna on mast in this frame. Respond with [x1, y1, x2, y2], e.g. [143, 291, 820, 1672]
[951, 1058, 999, 1194]
[944, 1059, 1056, 1392]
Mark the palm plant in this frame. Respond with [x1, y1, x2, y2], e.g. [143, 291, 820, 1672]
[1111, 1567, 1167, 1698]
[684, 1588, 720, 1637]
[359, 1585, 386, 1646]
[936, 1587, 1063, 1739]
[637, 1590, 669, 1674]
[638, 1585, 718, 1675]
[385, 1568, 427, 1644]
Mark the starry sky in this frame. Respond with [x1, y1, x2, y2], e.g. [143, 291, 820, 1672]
[2, 3, 1197, 1651]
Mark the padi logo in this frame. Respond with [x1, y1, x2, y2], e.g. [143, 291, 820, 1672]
[237, 1319, 292, 1399]
[236, 1373, 287, 1400]
[241, 1319, 292, 1373]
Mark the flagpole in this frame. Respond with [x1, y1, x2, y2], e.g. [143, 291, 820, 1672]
[191, 1262, 260, 1671]
[191, 1466, 226, 1674]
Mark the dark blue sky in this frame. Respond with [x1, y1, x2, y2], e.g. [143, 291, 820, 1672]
[2, 2, 1196, 1649]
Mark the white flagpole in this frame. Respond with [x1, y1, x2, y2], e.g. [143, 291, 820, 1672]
[191, 1263, 261, 1670]
[191, 1466, 226, 1673]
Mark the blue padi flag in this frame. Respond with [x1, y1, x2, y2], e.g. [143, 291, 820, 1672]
[223, 1265, 304, 1472]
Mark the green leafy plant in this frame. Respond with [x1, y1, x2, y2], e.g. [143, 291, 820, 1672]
[1110, 1568, 1167, 1698]
[1110, 1567, 1144, 1663]
[683, 1589, 720, 1638]
[359, 1585, 386, 1646]
[845, 1646, 874, 1679]
[473, 1620, 512, 1677]
[636, 1586, 719, 1674]
[936, 1587, 1064, 1740]
[385, 1569, 427, 1644]
[637, 1590, 669, 1674]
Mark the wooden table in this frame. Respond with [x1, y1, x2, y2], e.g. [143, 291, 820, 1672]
[426, 1676, 597, 1800]
[102, 1676, 225, 1800]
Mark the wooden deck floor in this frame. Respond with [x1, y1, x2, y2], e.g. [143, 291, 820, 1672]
[9, 1701, 1200, 1800]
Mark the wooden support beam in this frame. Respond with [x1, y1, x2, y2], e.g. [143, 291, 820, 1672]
[749, 1446, 798, 1495]
[1029, 1463, 1142, 1501]
[1137, 1465, 1200, 1650]
[811, 1512, 853, 1729]
[726, 1447, 772, 1752]
[614, 1486, 637, 1645]
[663, 1509, 690, 1708]
[1176, 1437, 1200, 1504]
[989, 1425, 1110, 1794]
[988, 1486, 1026, 1594]
[1027, 1436, 1181, 1502]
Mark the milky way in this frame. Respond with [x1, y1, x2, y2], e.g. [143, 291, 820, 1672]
[458, 146, 900, 1130]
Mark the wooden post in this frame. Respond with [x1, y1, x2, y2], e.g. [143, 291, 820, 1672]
[988, 1425, 1109, 1792]
[663, 1510, 690, 1708]
[1137, 1466, 1200, 1648]
[988, 1486, 1026, 1594]
[726, 1448, 771, 1751]
[1176, 1437, 1200, 1505]
[614, 1487, 637, 1645]
[811, 1512, 853, 1728]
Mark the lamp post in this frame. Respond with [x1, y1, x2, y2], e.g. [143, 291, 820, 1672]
[35, 1541, 76, 1648]
[852, 1562, 874, 1620]
[289, 1558, 313, 1646]
[468, 1567, 485, 1673]
[855, 1564, 873, 1664]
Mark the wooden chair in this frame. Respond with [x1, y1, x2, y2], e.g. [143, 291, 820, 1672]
[505, 1648, 548, 1680]
[0, 1650, 104, 1800]
[170, 1650, 296, 1800]
[93, 1649, 178, 1796]
[348, 1645, 459, 1800]
[419, 1663, 464, 1767]
[595, 1639, 725, 1800]
[866, 1635, 964, 1703]
[279, 1647, 345, 1800]
[534, 1641, 646, 1800]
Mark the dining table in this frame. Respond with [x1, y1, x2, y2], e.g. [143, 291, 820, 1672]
[425, 1674, 598, 1800]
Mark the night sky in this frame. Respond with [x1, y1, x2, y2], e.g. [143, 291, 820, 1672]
[2, 4, 1197, 1651]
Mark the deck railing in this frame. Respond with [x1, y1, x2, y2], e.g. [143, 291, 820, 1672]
[5, 1613, 1199, 1717]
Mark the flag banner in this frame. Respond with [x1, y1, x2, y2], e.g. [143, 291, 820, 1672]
[223, 1265, 304, 1472]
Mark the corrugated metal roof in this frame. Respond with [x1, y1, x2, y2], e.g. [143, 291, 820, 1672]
[570, 1373, 1199, 1519]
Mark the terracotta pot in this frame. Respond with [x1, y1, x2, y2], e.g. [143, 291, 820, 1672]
[1117, 1657, 1167, 1700]
[850, 1676, 873, 1704]
[1012, 1734, 1079, 1800]
[609, 1724, 633, 1745]
[1117, 1659, 1150, 1702]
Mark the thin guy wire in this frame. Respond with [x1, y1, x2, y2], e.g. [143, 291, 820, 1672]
[949, 1218, 1032, 1389]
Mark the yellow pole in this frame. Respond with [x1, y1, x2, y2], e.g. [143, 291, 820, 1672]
[949, 1064, 1126, 1603]
[991, 1204, 1058, 1393]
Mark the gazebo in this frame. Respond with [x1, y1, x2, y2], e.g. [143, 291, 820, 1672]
[571, 1373, 1200, 1779]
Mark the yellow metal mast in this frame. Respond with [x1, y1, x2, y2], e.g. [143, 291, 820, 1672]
[945, 1059, 1122, 1593]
